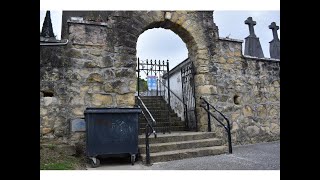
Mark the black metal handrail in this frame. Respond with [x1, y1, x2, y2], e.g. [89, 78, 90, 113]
[137, 96, 157, 165]
[200, 97, 232, 154]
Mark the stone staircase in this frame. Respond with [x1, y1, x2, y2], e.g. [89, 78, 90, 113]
[137, 96, 185, 133]
[138, 132, 227, 163]
[136, 96, 227, 164]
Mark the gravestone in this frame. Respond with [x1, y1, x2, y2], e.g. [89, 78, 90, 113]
[244, 17, 264, 58]
[269, 22, 280, 59]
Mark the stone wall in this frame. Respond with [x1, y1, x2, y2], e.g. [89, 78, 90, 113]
[198, 37, 280, 145]
[40, 11, 279, 146]
[40, 11, 218, 144]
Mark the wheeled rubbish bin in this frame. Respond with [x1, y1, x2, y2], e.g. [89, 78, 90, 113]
[84, 108, 141, 167]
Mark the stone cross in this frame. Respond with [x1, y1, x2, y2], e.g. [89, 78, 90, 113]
[269, 22, 279, 41]
[245, 17, 256, 37]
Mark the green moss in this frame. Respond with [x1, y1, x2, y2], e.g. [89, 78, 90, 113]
[40, 144, 86, 170]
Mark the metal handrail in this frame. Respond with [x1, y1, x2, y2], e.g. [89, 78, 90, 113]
[137, 96, 157, 165]
[137, 96, 156, 124]
[200, 97, 232, 154]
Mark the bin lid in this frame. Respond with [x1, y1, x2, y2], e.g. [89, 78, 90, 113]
[84, 108, 142, 114]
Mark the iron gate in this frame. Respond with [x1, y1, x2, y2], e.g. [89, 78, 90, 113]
[181, 62, 197, 131]
[136, 58, 171, 133]
[137, 58, 170, 96]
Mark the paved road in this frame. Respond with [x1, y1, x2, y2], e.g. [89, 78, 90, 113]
[87, 141, 280, 170]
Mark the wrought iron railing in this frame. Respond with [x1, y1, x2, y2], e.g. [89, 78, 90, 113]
[137, 58, 169, 97]
[200, 97, 232, 154]
[136, 96, 157, 165]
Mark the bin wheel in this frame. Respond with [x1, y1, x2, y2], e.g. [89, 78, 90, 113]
[90, 158, 100, 168]
[131, 155, 136, 165]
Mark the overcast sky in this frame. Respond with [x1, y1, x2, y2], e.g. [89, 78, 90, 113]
[40, 11, 280, 70]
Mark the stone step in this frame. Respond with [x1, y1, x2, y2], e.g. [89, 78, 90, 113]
[137, 101, 166, 105]
[140, 109, 175, 114]
[140, 96, 163, 99]
[140, 146, 227, 164]
[137, 98, 165, 102]
[139, 126, 185, 134]
[139, 138, 223, 153]
[140, 116, 181, 121]
[138, 132, 216, 144]
[139, 117, 182, 124]
[141, 111, 178, 116]
[139, 114, 175, 118]
[139, 121, 184, 127]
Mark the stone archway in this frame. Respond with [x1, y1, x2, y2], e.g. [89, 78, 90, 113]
[125, 11, 219, 131]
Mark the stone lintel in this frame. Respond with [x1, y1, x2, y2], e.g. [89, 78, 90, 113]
[67, 19, 109, 27]
[219, 37, 243, 43]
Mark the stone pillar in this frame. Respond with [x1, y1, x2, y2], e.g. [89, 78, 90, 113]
[269, 22, 280, 59]
[244, 17, 264, 58]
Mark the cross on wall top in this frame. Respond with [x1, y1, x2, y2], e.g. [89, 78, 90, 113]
[245, 17, 257, 37]
[269, 22, 279, 41]
[41, 11, 55, 38]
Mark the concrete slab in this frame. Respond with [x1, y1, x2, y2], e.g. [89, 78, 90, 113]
[86, 141, 280, 170]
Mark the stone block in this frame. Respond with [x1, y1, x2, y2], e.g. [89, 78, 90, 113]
[242, 105, 253, 117]
[218, 57, 226, 64]
[257, 105, 267, 119]
[72, 107, 84, 116]
[194, 74, 206, 85]
[86, 73, 104, 83]
[116, 93, 135, 107]
[246, 126, 260, 137]
[40, 108, 48, 116]
[84, 61, 99, 68]
[92, 94, 113, 106]
[66, 48, 83, 58]
[270, 123, 280, 134]
[196, 85, 217, 95]
[226, 58, 235, 64]
[42, 128, 53, 135]
[101, 56, 113, 68]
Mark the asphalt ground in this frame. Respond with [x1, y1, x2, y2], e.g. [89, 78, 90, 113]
[87, 141, 280, 170]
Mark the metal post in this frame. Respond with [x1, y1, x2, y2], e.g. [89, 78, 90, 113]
[146, 59, 149, 96]
[150, 60, 153, 96]
[145, 125, 151, 165]
[163, 60, 165, 99]
[226, 120, 232, 154]
[207, 103, 211, 132]
[181, 68, 188, 130]
[157, 60, 160, 96]
[167, 60, 171, 133]
[137, 58, 140, 97]
[191, 62, 198, 132]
